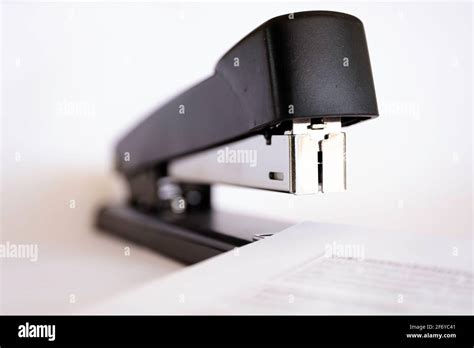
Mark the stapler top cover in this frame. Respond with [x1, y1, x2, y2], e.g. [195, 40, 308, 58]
[116, 11, 378, 177]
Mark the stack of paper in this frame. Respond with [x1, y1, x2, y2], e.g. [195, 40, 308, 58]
[90, 222, 473, 314]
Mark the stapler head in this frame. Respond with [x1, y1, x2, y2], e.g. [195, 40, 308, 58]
[97, 11, 378, 264]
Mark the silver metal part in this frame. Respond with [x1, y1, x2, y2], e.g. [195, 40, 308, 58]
[169, 134, 292, 192]
[168, 118, 346, 194]
[320, 132, 346, 192]
[289, 131, 319, 194]
[252, 233, 274, 241]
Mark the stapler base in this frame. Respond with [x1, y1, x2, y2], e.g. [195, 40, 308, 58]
[96, 205, 291, 264]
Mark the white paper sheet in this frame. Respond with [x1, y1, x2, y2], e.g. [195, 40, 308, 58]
[89, 222, 473, 314]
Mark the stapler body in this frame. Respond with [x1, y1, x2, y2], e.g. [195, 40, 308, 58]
[97, 11, 378, 264]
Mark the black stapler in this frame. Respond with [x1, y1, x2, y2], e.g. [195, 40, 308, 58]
[97, 11, 378, 264]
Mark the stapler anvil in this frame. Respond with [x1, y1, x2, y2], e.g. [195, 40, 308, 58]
[97, 11, 378, 264]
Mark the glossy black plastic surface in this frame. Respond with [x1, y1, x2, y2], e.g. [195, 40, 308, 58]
[97, 206, 291, 264]
[116, 11, 378, 177]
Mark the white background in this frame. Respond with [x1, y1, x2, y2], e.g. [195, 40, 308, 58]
[1, 1, 472, 313]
